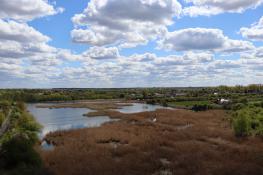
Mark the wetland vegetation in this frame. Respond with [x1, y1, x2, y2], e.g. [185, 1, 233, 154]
[0, 85, 263, 175]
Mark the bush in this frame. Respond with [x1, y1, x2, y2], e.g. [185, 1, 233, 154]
[0, 102, 42, 175]
[232, 107, 263, 137]
[191, 104, 211, 112]
[233, 112, 250, 137]
[146, 99, 157, 105]
[232, 103, 245, 111]
[1, 136, 42, 170]
[239, 98, 248, 104]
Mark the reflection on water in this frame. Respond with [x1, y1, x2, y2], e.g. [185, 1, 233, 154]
[27, 102, 172, 139]
[115, 103, 172, 113]
[27, 103, 113, 138]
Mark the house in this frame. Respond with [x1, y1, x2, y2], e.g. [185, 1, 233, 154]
[219, 98, 230, 104]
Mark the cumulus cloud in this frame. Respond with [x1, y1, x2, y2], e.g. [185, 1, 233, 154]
[71, 0, 182, 47]
[0, 19, 50, 43]
[183, 0, 263, 17]
[240, 46, 263, 59]
[254, 47, 263, 57]
[51, 51, 262, 87]
[240, 16, 263, 41]
[0, 19, 58, 60]
[0, 0, 262, 87]
[0, 0, 63, 21]
[0, 1, 65, 83]
[82, 47, 120, 59]
[126, 52, 214, 65]
[158, 28, 255, 52]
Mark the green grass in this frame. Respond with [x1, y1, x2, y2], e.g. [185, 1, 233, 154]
[168, 101, 212, 108]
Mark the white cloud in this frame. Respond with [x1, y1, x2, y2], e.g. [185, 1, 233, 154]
[51, 51, 262, 87]
[56, 49, 83, 61]
[0, 0, 63, 21]
[241, 46, 263, 59]
[0, 19, 58, 61]
[254, 47, 263, 57]
[1, 47, 262, 87]
[240, 16, 263, 41]
[0, 19, 50, 43]
[0, 0, 66, 86]
[183, 0, 263, 17]
[0, 20, 64, 82]
[158, 28, 255, 53]
[82, 46, 120, 59]
[126, 52, 214, 65]
[0, 0, 262, 87]
[71, 0, 182, 47]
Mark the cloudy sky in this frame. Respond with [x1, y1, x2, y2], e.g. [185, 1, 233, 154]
[0, 0, 262, 88]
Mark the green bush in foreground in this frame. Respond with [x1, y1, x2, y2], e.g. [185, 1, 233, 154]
[0, 102, 42, 175]
[232, 106, 263, 137]
[233, 112, 250, 137]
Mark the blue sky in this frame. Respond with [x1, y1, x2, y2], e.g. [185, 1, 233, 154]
[0, 0, 262, 88]
[29, 0, 89, 54]
[29, 1, 263, 55]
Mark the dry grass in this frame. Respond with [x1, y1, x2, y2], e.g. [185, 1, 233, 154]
[39, 108, 263, 175]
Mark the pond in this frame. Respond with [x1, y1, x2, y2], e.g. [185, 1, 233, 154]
[27, 103, 113, 138]
[115, 103, 172, 114]
[27, 102, 172, 139]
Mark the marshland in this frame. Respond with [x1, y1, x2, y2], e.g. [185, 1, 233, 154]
[0, 86, 263, 175]
[1, 0, 263, 175]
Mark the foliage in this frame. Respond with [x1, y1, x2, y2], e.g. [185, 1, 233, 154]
[0, 101, 42, 175]
[191, 104, 212, 112]
[232, 106, 263, 137]
[233, 111, 251, 137]
[232, 103, 246, 111]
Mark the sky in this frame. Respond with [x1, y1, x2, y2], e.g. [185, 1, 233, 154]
[0, 0, 263, 88]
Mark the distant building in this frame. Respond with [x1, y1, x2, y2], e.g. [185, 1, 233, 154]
[219, 98, 230, 104]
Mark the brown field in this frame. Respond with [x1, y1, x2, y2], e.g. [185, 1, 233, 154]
[39, 108, 263, 175]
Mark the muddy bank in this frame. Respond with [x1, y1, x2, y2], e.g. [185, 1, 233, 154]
[40, 109, 263, 175]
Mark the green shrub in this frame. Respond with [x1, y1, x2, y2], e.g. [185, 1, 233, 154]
[233, 112, 250, 137]
[232, 103, 245, 111]
[0, 102, 42, 175]
[1, 136, 41, 169]
[239, 98, 248, 104]
[232, 107, 263, 137]
[191, 104, 211, 112]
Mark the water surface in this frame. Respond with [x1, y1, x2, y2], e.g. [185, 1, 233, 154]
[27, 103, 113, 138]
[115, 103, 172, 113]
